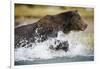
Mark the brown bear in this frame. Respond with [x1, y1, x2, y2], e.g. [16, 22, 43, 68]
[15, 10, 87, 52]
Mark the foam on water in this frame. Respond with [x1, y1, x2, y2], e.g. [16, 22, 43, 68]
[15, 31, 93, 61]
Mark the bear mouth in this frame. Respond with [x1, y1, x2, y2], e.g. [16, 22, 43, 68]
[80, 24, 88, 31]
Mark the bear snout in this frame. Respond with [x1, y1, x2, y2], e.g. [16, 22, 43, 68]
[81, 23, 88, 31]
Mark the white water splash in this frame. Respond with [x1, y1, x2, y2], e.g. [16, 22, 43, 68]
[15, 31, 93, 61]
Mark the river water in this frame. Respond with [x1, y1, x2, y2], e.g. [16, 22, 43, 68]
[15, 28, 94, 65]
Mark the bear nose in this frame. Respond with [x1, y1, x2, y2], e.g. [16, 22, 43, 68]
[84, 24, 87, 29]
[85, 24, 88, 28]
